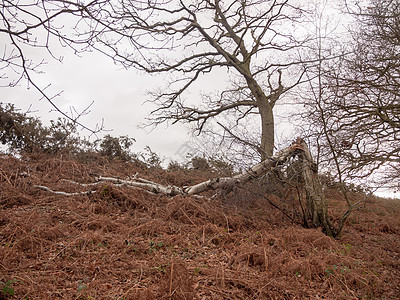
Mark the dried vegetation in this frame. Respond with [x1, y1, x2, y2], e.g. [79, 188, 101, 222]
[0, 154, 399, 299]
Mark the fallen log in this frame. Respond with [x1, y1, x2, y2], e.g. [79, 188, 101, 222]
[33, 138, 304, 197]
[32, 138, 339, 236]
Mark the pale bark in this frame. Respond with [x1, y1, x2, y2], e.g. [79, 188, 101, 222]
[184, 141, 300, 195]
[94, 176, 184, 196]
[244, 68, 284, 160]
[94, 142, 300, 196]
[297, 139, 334, 236]
[35, 140, 302, 198]
[34, 185, 95, 196]
[259, 102, 275, 159]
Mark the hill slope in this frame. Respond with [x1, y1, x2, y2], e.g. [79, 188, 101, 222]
[0, 154, 399, 299]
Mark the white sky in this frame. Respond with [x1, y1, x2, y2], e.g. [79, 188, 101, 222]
[0, 0, 398, 199]
[0, 0, 335, 161]
[1, 48, 193, 161]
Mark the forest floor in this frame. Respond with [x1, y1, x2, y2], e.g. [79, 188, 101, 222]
[0, 154, 399, 299]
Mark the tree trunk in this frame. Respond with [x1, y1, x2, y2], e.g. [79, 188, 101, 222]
[259, 102, 274, 160]
[297, 139, 334, 236]
[184, 142, 298, 195]
[244, 74, 275, 160]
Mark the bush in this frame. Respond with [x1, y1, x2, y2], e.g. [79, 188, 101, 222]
[189, 155, 234, 176]
[96, 134, 135, 161]
[0, 103, 46, 153]
[0, 103, 81, 154]
[0, 103, 139, 163]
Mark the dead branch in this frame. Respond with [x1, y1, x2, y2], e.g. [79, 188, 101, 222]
[34, 185, 95, 196]
[32, 138, 341, 236]
[35, 139, 302, 198]
[94, 176, 183, 196]
[183, 141, 300, 195]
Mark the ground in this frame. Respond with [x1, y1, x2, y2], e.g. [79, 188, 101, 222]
[0, 154, 399, 299]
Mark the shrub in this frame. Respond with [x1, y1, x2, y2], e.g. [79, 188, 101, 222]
[96, 134, 135, 161]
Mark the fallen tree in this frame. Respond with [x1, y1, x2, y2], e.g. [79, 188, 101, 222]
[35, 138, 356, 237]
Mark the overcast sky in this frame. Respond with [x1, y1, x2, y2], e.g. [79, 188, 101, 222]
[3, 48, 397, 198]
[1, 46, 194, 161]
[1, 0, 315, 163]
[0, 1, 397, 198]
[0, 36, 297, 163]
[0, 0, 335, 161]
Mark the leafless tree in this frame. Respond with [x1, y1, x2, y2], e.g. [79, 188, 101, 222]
[300, 0, 400, 195]
[82, 0, 316, 160]
[1, 1, 348, 236]
[335, 0, 399, 181]
[295, 2, 354, 236]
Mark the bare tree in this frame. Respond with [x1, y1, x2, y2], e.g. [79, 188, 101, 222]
[339, 0, 400, 186]
[334, 0, 400, 182]
[83, 0, 314, 160]
[2, 1, 346, 236]
[300, 0, 400, 195]
[1, 1, 319, 159]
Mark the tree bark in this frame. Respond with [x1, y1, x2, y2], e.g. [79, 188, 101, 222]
[297, 138, 334, 236]
[259, 101, 275, 160]
[244, 73, 276, 160]
[184, 142, 300, 195]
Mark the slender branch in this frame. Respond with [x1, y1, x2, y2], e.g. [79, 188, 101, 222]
[34, 185, 95, 196]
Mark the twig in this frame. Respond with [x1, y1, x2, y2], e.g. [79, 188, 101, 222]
[264, 247, 268, 273]
[61, 179, 104, 187]
[34, 185, 94, 196]
[222, 211, 230, 234]
[179, 208, 196, 226]
[169, 262, 174, 300]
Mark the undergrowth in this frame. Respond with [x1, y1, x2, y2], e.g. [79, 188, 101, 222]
[0, 154, 399, 299]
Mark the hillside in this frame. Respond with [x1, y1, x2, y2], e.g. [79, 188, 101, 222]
[0, 154, 399, 299]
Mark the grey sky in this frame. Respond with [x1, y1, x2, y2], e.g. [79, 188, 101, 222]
[0, 0, 397, 199]
[0, 36, 294, 162]
[1, 47, 192, 161]
[0, 0, 330, 160]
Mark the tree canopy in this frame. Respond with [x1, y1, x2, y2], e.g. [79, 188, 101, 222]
[1, 0, 399, 194]
[75, 0, 315, 160]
